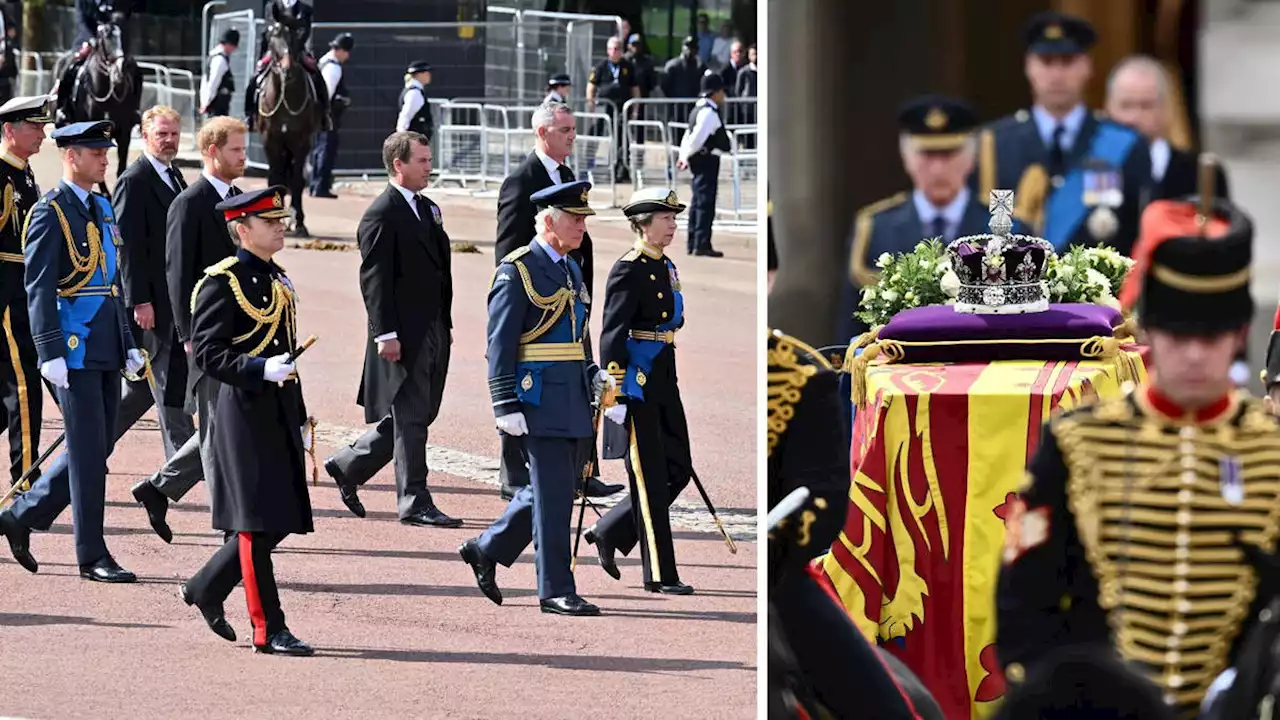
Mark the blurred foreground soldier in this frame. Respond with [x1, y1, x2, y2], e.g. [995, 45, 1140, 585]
[1106, 55, 1229, 203]
[974, 11, 1150, 256]
[996, 194, 1280, 716]
[838, 95, 991, 343]
[0, 121, 143, 582]
[199, 29, 239, 119]
[0, 96, 51, 488]
[181, 185, 314, 656]
[991, 646, 1174, 720]
[677, 72, 729, 258]
[459, 180, 616, 617]
[544, 73, 571, 105]
[396, 61, 434, 140]
[308, 32, 353, 200]
[585, 188, 694, 594]
[766, 329, 943, 719]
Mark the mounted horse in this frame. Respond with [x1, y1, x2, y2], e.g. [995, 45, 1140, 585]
[253, 22, 318, 238]
[61, 12, 140, 180]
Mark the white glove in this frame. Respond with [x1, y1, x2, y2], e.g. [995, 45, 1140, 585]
[301, 424, 312, 451]
[593, 369, 616, 394]
[604, 404, 627, 425]
[263, 354, 296, 383]
[40, 358, 68, 389]
[496, 412, 528, 437]
[125, 349, 145, 376]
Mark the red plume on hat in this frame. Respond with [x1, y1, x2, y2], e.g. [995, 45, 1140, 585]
[1118, 199, 1230, 312]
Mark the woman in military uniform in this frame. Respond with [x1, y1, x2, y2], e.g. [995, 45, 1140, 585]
[180, 185, 315, 656]
[585, 187, 694, 594]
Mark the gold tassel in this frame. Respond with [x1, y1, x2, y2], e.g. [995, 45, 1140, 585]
[1113, 316, 1138, 341]
[849, 342, 883, 408]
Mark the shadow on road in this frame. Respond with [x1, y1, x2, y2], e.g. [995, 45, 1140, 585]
[317, 646, 754, 675]
[0, 611, 170, 630]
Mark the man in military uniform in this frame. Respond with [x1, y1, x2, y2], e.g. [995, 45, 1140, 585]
[55, 0, 131, 125]
[0, 120, 143, 582]
[396, 61, 434, 139]
[0, 96, 52, 489]
[838, 95, 993, 342]
[181, 185, 314, 656]
[996, 193, 1280, 716]
[676, 73, 730, 258]
[459, 180, 615, 617]
[973, 11, 1151, 258]
[583, 187, 695, 594]
[244, 0, 330, 131]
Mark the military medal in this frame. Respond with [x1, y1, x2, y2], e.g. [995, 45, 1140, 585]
[1083, 160, 1121, 241]
[430, 205, 442, 225]
[1220, 455, 1244, 505]
[579, 287, 590, 304]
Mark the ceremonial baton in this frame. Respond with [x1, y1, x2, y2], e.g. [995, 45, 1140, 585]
[572, 382, 610, 571]
[767, 487, 811, 532]
[286, 335, 319, 483]
[689, 467, 737, 554]
[288, 334, 318, 363]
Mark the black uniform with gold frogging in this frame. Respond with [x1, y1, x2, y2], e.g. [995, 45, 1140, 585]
[0, 148, 44, 487]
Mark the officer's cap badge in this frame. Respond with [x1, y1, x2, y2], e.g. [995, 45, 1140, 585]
[924, 107, 948, 131]
[273, 194, 283, 208]
[1044, 23, 1063, 40]
[580, 189, 589, 204]
[666, 190, 679, 206]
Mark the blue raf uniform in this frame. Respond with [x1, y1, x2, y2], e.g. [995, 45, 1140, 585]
[0, 121, 143, 582]
[460, 180, 607, 617]
[838, 96, 998, 343]
[971, 12, 1151, 259]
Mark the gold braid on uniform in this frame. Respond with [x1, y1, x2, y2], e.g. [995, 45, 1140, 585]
[47, 200, 104, 296]
[767, 329, 832, 458]
[511, 259, 576, 344]
[191, 257, 298, 358]
[0, 183, 14, 233]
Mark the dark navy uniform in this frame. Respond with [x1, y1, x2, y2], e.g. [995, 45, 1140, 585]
[309, 33, 353, 198]
[997, 194, 1277, 717]
[679, 73, 730, 257]
[0, 96, 51, 488]
[461, 181, 606, 617]
[182, 186, 314, 656]
[544, 72, 571, 105]
[588, 188, 694, 593]
[838, 96, 994, 343]
[972, 12, 1151, 258]
[396, 61, 434, 139]
[202, 29, 238, 119]
[0, 121, 140, 581]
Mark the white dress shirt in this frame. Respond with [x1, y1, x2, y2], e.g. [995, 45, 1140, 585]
[146, 152, 180, 192]
[679, 98, 723, 162]
[1150, 137, 1172, 183]
[374, 181, 424, 343]
[201, 170, 235, 200]
[396, 80, 426, 132]
[200, 47, 230, 110]
[319, 50, 342, 98]
[535, 148, 568, 182]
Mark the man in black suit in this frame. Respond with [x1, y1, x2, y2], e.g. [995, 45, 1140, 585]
[322, 131, 460, 528]
[490, 101, 619, 501]
[1105, 54, 1229, 202]
[112, 106, 198, 541]
[128, 116, 246, 542]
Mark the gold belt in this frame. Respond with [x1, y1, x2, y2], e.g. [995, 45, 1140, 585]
[59, 284, 118, 298]
[517, 342, 586, 362]
[629, 329, 676, 343]
[0, 251, 22, 263]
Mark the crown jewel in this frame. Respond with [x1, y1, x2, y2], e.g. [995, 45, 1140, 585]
[945, 189, 1054, 314]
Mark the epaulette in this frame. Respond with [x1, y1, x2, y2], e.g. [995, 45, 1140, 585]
[202, 255, 239, 277]
[767, 328, 833, 457]
[849, 192, 907, 287]
[499, 246, 531, 265]
[619, 247, 642, 263]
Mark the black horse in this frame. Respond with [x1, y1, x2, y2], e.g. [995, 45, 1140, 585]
[255, 22, 317, 237]
[62, 14, 141, 180]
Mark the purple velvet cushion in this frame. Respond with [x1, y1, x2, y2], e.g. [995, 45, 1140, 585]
[877, 303, 1123, 363]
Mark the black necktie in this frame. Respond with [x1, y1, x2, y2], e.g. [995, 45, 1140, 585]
[227, 185, 241, 198]
[167, 166, 185, 192]
[556, 258, 572, 288]
[557, 165, 574, 183]
[1048, 125, 1066, 179]
[930, 216, 947, 242]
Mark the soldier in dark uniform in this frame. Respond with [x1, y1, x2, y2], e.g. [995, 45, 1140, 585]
[544, 73, 571, 105]
[838, 95, 994, 343]
[583, 187, 694, 594]
[459, 180, 615, 617]
[972, 11, 1151, 258]
[56, 0, 131, 125]
[199, 29, 239, 120]
[308, 32, 353, 199]
[0, 120, 143, 582]
[244, 0, 330, 131]
[396, 61, 434, 140]
[180, 185, 314, 656]
[0, 96, 51, 490]
[996, 193, 1280, 716]
[586, 35, 639, 183]
[676, 73, 730, 258]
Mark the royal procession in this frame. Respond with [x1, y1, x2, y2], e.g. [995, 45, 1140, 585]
[0, 1, 758, 718]
[768, 5, 1280, 719]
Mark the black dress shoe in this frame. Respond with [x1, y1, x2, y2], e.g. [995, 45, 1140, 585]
[401, 506, 462, 528]
[540, 594, 601, 616]
[313, 190, 338, 199]
[324, 458, 367, 518]
[582, 477, 624, 497]
[582, 528, 620, 580]
[79, 556, 136, 583]
[179, 583, 236, 642]
[645, 581, 695, 595]
[459, 539, 502, 605]
[254, 629, 314, 656]
[0, 509, 37, 573]
[131, 479, 173, 543]
[693, 247, 725, 258]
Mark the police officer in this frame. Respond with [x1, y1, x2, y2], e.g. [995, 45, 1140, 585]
[973, 11, 1151, 257]
[181, 185, 314, 656]
[309, 32, 353, 199]
[396, 61, 435, 140]
[0, 96, 51, 489]
[199, 29, 239, 120]
[838, 95, 993, 343]
[544, 73, 571, 105]
[0, 120, 143, 582]
[584, 187, 694, 594]
[996, 192, 1279, 715]
[677, 72, 729, 258]
[459, 180, 616, 617]
[587, 35, 639, 183]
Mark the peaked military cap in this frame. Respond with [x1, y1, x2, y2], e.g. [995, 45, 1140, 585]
[700, 71, 725, 96]
[219, 28, 240, 46]
[623, 187, 685, 216]
[0, 95, 54, 125]
[627, 33, 642, 46]
[682, 35, 698, 50]
[531, 180, 595, 216]
[406, 60, 433, 75]
[216, 185, 292, 221]
[1023, 11, 1096, 55]
[548, 73, 572, 89]
[51, 120, 114, 148]
[1119, 194, 1254, 335]
[897, 95, 979, 151]
[330, 32, 354, 51]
